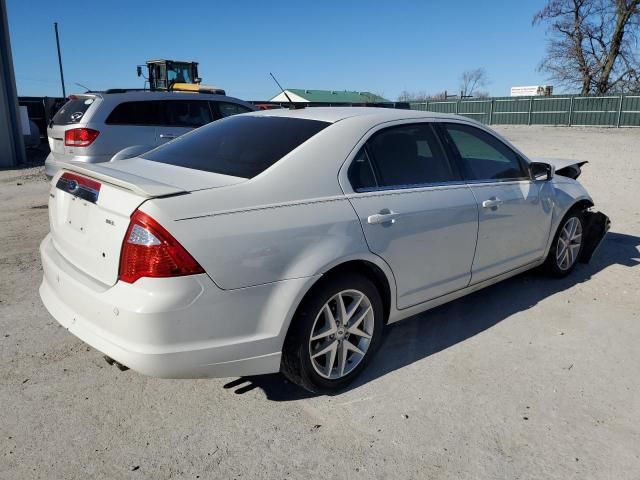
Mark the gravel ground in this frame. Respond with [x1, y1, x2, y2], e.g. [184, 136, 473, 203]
[1, 127, 639, 479]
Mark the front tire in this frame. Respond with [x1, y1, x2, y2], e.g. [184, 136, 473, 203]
[281, 273, 384, 394]
[544, 210, 585, 277]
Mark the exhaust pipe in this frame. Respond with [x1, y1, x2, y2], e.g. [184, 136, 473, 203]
[103, 355, 130, 371]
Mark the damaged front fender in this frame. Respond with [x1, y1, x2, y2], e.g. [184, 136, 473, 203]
[580, 210, 611, 263]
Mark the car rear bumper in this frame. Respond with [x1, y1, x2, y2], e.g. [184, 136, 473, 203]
[38, 233, 298, 378]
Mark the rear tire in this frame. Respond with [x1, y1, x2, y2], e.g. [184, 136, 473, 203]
[544, 210, 585, 277]
[281, 272, 384, 394]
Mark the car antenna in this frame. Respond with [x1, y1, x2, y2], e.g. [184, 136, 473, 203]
[74, 82, 92, 92]
[269, 72, 304, 110]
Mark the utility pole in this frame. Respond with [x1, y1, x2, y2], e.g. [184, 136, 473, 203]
[54, 22, 66, 98]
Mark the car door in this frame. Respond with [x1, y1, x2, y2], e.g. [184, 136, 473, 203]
[156, 100, 214, 145]
[438, 122, 553, 283]
[344, 122, 479, 309]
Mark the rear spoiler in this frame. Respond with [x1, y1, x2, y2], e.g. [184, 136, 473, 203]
[56, 162, 185, 198]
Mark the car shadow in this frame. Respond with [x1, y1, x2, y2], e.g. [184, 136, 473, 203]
[223, 232, 639, 401]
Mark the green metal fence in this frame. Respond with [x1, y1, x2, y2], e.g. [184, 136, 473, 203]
[410, 94, 640, 127]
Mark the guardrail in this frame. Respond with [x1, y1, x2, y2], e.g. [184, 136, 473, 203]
[409, 94, 640, 127]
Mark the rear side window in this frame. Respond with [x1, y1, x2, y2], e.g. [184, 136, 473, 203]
[348, 148, 377, 191]
[215, 101, 252, 118]
[165, 100, 213, 127]
[142, 115, 330, 179]
[365, 123, 459, 188]
[105, 101, 165, 126]
[52, 97, 95, 125]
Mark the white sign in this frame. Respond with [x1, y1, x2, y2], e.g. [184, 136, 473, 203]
[510, 86, 553, 97]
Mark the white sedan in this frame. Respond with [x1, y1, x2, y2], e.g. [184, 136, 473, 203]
[39, 107, 609, 393]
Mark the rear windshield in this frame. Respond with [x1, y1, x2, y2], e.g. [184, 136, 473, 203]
[52, 97, 96, 125]
[142, 115, 330, 178]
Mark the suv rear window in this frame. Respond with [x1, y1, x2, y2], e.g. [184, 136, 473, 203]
[142, 115, 330, 179]
[51, 97, 95, 125]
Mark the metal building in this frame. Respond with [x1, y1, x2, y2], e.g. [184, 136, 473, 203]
[0, 0, 25, 168]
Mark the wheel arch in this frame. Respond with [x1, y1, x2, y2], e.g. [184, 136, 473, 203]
[569, 198, 594, 213]
[279, 255, 397, 345]
[319, 259, 393, 323]
[543, 195, 596, 260]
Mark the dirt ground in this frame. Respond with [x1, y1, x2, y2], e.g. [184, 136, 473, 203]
[1, 127, 638, 479]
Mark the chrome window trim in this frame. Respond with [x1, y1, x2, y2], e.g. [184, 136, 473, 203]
[350, 177, 532, 196]
[462, 177, 533, 185]
[352, 179, 468, 194]
[347, 181, 471, 199]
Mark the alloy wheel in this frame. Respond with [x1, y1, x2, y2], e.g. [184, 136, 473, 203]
[556, 216, 583, 270]
[308, 289, 375, 380]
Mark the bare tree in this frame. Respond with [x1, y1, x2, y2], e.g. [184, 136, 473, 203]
[533, 0, 640, 94]
[396, 90, 430, 102]
[459, 68, 489, 97]
[397, 90, 414, 102]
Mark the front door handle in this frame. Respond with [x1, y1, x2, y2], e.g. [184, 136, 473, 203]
[368, 209, 400, 225]
[482, 197, 503, 209]
[159, 133, 178, 139]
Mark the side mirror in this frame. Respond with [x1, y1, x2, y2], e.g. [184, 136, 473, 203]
[136, 66, 142, 77]
[530, 162, 554, 181]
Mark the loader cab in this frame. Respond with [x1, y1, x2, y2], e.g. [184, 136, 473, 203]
[142, 59, 200, 91]
[139, 59, 226, 95]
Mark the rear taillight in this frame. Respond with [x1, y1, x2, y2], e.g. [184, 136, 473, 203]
[118, 210, 204, 284]
[64, 128, 99, 147]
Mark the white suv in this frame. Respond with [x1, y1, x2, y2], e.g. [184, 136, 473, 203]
[45, 90, 254, 178]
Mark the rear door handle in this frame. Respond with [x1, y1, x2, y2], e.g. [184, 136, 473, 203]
[482, 197, 503, 209]
[159, 133, 178, 139]
[367, 210, 400, 225]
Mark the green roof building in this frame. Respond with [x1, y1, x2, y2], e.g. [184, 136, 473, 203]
[270, 88, 390, 104]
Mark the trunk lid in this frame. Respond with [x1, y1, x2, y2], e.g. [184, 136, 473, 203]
[48, 160, 244, 286]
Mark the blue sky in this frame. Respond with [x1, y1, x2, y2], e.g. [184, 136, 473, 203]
[7, 0, 551, 100]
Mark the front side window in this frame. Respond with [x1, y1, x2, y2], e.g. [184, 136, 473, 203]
[142, 115, 330, 179]
[442, 123, 528, 181]
[165, 100, 213, 127]
[364, 123, 459, 189]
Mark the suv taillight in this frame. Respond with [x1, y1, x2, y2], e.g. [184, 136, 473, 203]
[64, 128, 99, 147]
[118, 210, 204, 284]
